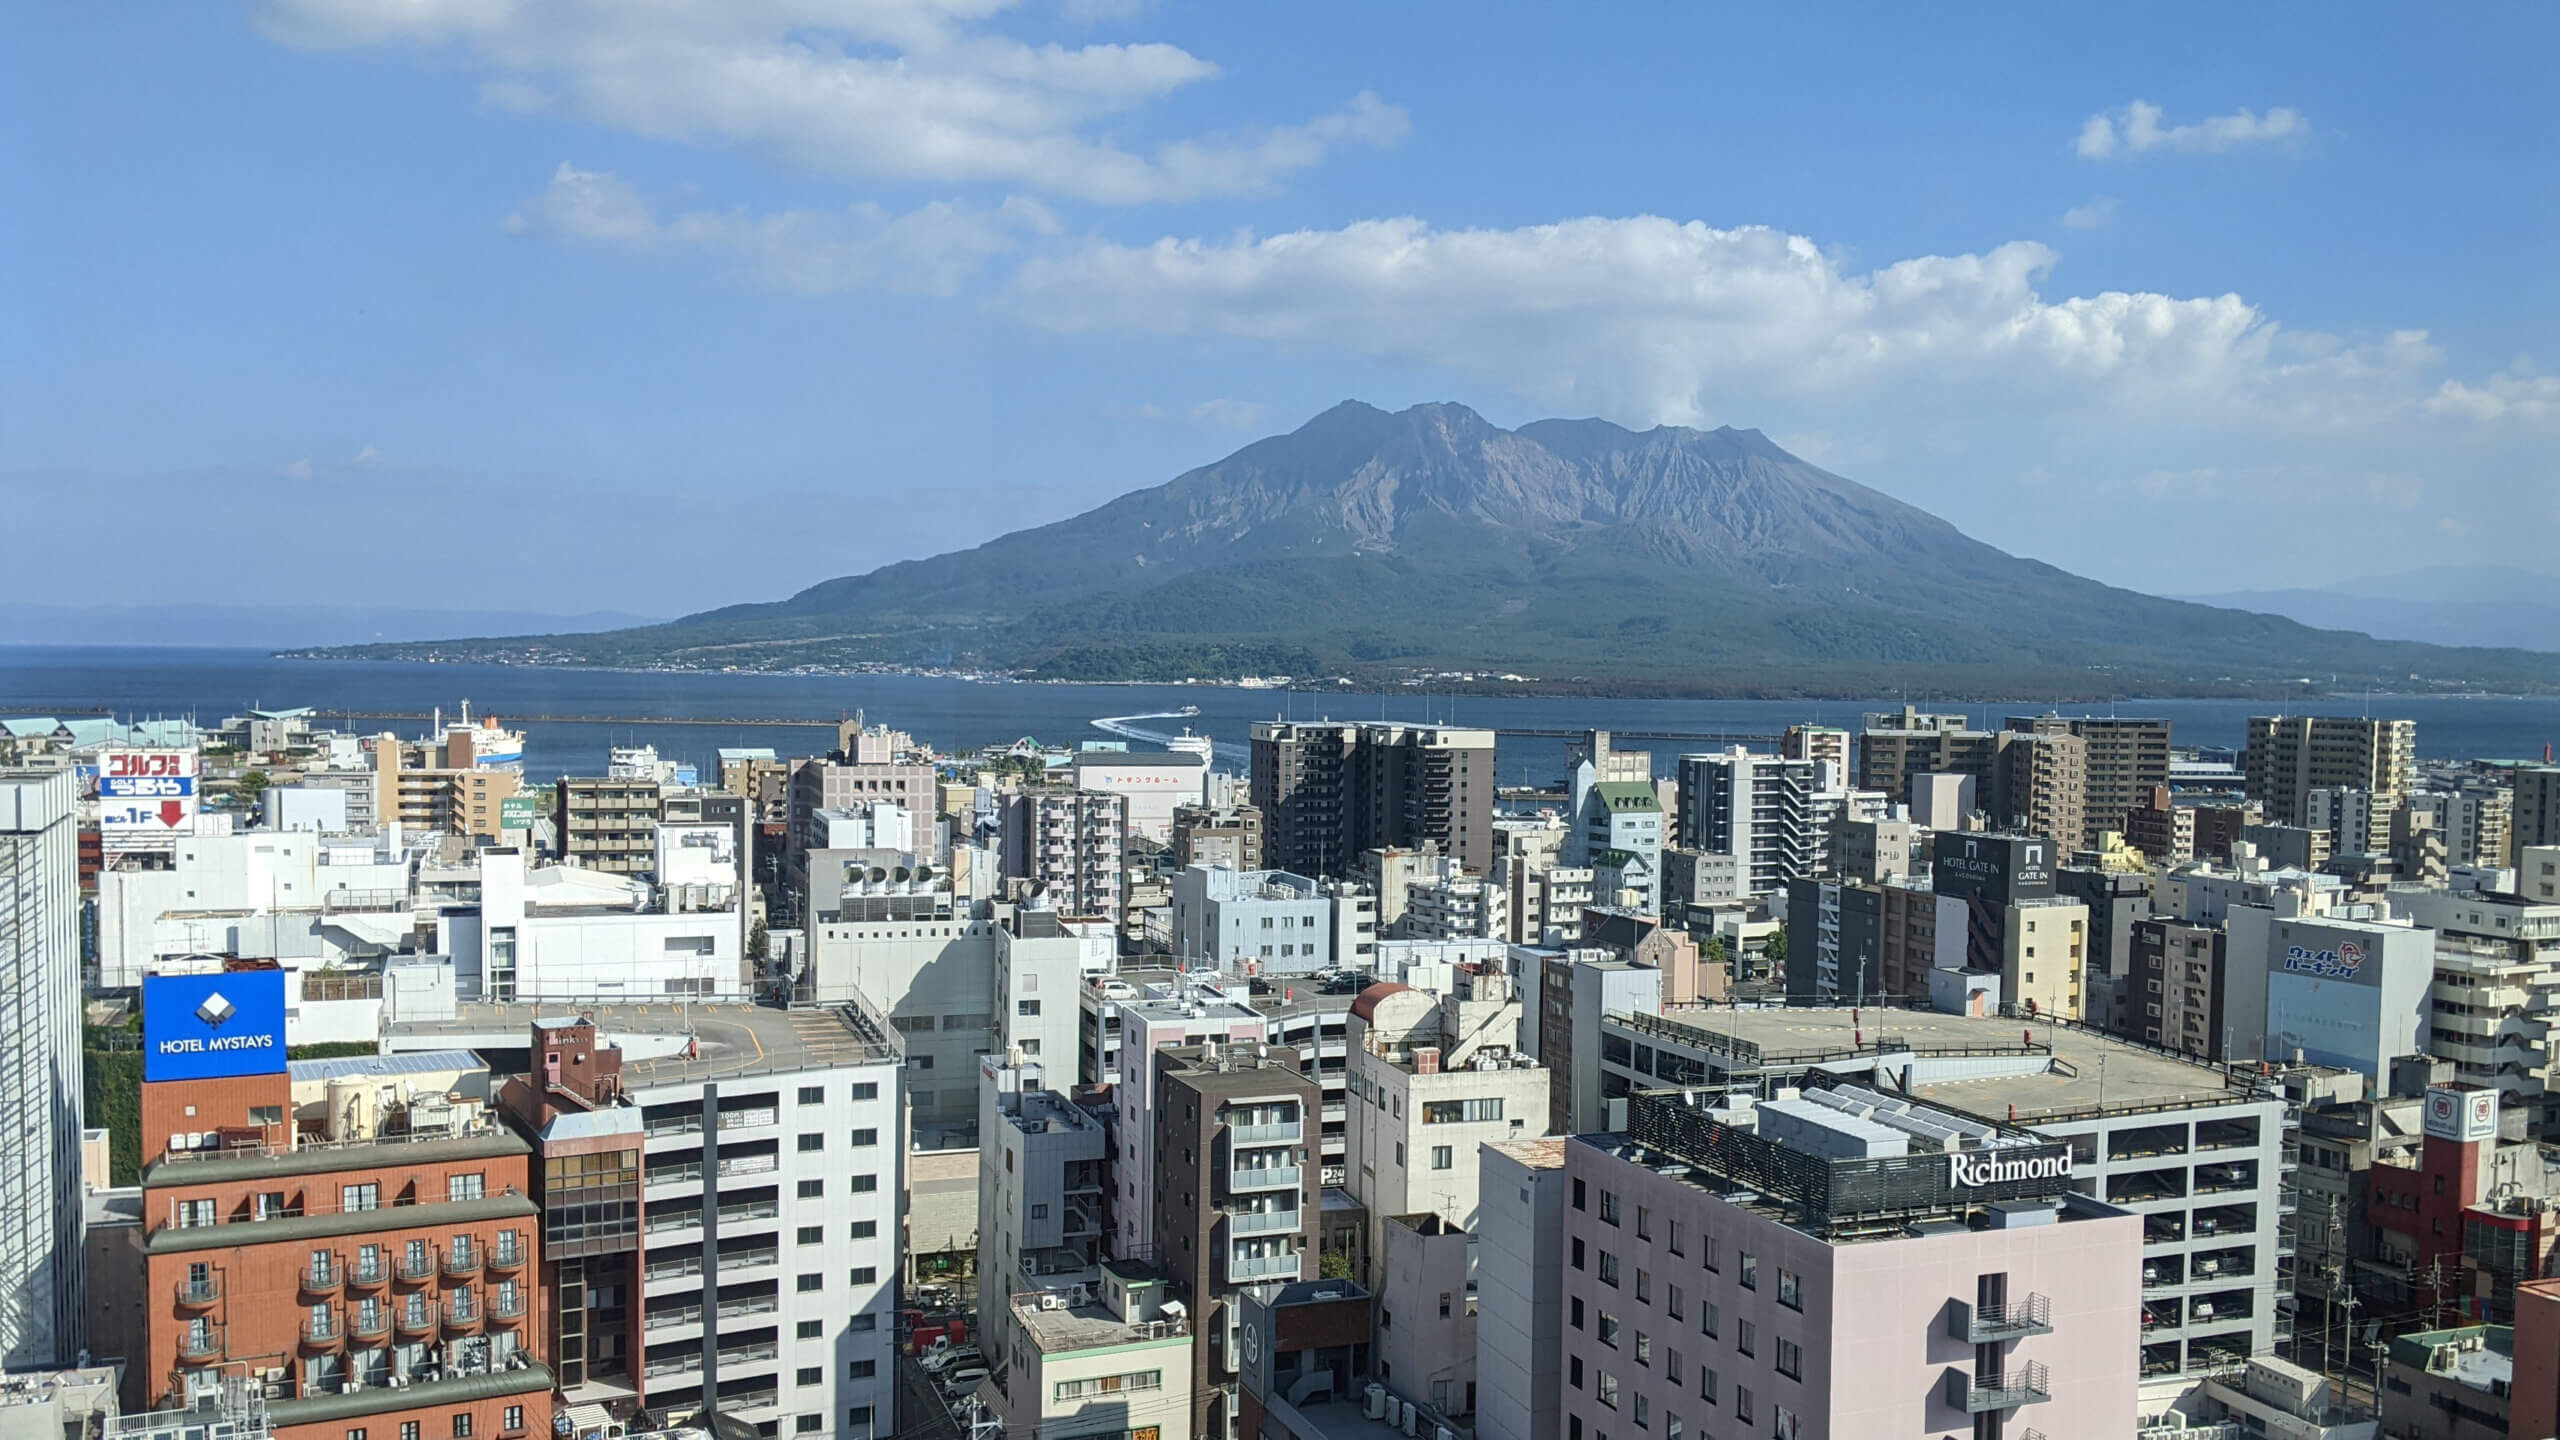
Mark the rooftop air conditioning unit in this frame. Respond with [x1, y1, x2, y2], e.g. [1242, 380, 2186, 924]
[1363, 1385, 1387, 1421]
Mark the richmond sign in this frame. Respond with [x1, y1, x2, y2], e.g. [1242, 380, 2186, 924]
[1947, 1149, 2071, 1189]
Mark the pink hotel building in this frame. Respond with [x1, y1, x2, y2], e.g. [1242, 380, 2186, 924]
[1558, 1080, 2142, 1440]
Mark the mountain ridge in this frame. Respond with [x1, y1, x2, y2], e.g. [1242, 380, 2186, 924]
[290, 401, 2560, 699]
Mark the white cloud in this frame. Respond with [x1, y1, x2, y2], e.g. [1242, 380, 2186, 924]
[255, 0, 1404, 204]
[1004, 213, 2555, 590]
[353, 445, 383, 466]
[2427, 359, 2559, 421]
[2060, 197, 2116, 230]
[1186, 398, 1266, 429]
[279, 457, 313, 479]
[2076, 99, 2307, 159]
[509, 163, 1056, 295]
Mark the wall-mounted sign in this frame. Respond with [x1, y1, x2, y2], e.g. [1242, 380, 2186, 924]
[2282, 938, 2367, 980]
[2423, 1086, 2498, 1143]
[142, 970, 287, 1083]
[1946, 1148, 2071, 1190]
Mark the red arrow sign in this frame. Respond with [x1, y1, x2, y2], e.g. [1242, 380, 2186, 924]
[159, 800, 187, 827]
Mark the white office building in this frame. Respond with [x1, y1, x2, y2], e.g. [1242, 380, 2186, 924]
[0, 769, 82, 1368]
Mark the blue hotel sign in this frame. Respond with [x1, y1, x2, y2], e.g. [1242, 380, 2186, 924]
[142, 971, 288, 1082]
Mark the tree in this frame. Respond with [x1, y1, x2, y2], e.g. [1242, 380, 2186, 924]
[1762, 928, 1788, 967]
[1319, 1250, 1353, 1281]
[238, 769, 273, 809]
[1702, 936, 1731, 972]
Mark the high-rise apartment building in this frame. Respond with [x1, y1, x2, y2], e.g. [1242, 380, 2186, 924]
[1674, 749, 1838, 897]
[554, 774, 664, 877]
[1172, 802, 1264, 872]
[1149, 1043, 1320, 1440]
[2516, 768, 2560, 851]
[998, 788, 1129, 926]
[1993, 717, 2088, 850]
[1779, 723, 1850, 779]
[0, 769, 82, 1368]
[2123, 784, 2197, 865]
[2059, 716, 2173, 844]
[1856, 705, 1995, 799]
[1249, 721, 1494, 877]
[2244, 716, 2418, 835]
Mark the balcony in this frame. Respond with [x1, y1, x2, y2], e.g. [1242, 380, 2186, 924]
[178, 1326, 224, 1362]
[489, 1291, 528, 1325]
[350, 1307, 392, 1342]
[718, 1200, 781, 1227]
[443, 1298, 482, 1334]
[397, 1252, 439, 1284]
[645, 1209, 705, 1237]
[644, 1115, 704, 1139]
[301, 1260, 345, 1296]
[718, 1246, 779, 1274]
[348, 1255, 388, 1289]
[443, 1246, 484, 1279]
[1229, 1249, 1300, 1282]
[1228, 1122, 1302, 1145]
[645, 1304, 704, 1334]
[1229, 1164, 1302, 1192]
[1946, 1361, 2051, 1413]
[1952, 1294, 2054, 1344]
[301, 1313, 344, 1350]
[174, 1277, 223, 1309]
[1226, 1208, 1299, 1236]
[489, 1240, 526, 1272]
[394, 1303, 437, 1338]
[644, 1255, 705, 1284]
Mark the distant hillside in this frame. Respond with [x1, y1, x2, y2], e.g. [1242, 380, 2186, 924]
[1, 604, 666, 649]
[296, 402, 2560, 699]
[2181, 566, 2560, 655]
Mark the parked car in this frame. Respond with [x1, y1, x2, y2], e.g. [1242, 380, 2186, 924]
[940, 1365, 990, 1394]
[921, 1345, 982, 1375]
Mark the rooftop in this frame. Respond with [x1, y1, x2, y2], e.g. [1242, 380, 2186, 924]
[2389, 1325, 2512, 1393]
[141, 1126, 529, 1190]
[1011, 1271, 1188, 1354]
[387, 1000, 900, 1088]
[1484, 1136, 1568, 1170]
[1610, 1005, 2272, 1124]
[288, 1049, 483, 1083]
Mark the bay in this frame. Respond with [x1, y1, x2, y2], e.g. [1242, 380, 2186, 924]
[5, 645, 2558, 786]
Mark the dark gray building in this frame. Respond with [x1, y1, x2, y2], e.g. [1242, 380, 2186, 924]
[2057, 864, 2153, 1037]
[1250, 722, 1494, 878]
[1785, 875, 1886, 1004]
[1151, 1042, 1322, 1440]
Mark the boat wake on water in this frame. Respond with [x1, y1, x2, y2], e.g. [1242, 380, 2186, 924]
[1090, 707, 1241, 763]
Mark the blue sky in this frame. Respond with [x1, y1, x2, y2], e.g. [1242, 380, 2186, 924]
[3, 2, 2552, 614]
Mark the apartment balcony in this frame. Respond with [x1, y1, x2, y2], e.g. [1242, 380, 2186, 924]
[645, 1209, 705, 1238]
[443, 1298, 482, 1335]
[1951, 1294, 2054, 1344]
[1946, 1361, 2051, 1414]
[488, 1291, 529, 1326]
[301, 1259, 345, 1296]
[177, 1326, 224, 1362]
[646, 1304, 705, 1335]
[718, 1246, 779, 1275]
[646, 1159, 706, 1188]
[644, 1115, 704, 1139]
[1229, 1164, 1302, 1192]
[300, 1313, 344, 1351]
[350, 1306, 392, 1342]
[718, 1199, 781, 1228]
[1224, 1208, 1300, 1237]
[444, 1246, 484, 1279]
[1228, 1122, 1302, 1145]
[397, 1252, 439, 1284]
[348, 1255, 388, 1289]
[489, 1240, 526, 1272]
[174, 1277, 222, 1309]
[1228, 1249, 1301, 1283]
[394, 1303, 437, 1338]
[644, 1254, 705, 1286]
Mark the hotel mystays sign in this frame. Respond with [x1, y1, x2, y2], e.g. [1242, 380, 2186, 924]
[142, 970, 288, 1083]
[1946, 1148, 2072, 1190]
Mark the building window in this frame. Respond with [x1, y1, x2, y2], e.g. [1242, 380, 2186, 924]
[1633, 1395, 1650, 1430]
[849, 1128, 879, 1147]
[401, 1425, 419, 1440]
[798, 1368, 823, 1386]
[797, 1226, 823, 1245]
[799, 1180, 824, 1199]
[1599, 1313, 1620, 1347]
[1668, 1220, 1686, 1257]
[1635, 1269, 1651, 1303]
[502, 1410, 522, 1435]
[1635, 1332, 1652, 1366]
[1775, 1338, 1801, 1380]
[1776, 1268, 1802, 1311]
[1599, 1252, 1620, 1287]
[452, 1418, 472, 1439]
[1738, 1252, 1757, 1290]
[1571, 1298, 1585, 1330]
[798, 1134, 825, 1152]
[1570, 1358, 1583, 1390]
[798, 1321, 823, 1339]
[1699, 1369, 1716, 1405]
[1667, 1346, 1683, 1383]
[798, 1085, 824, 1104]
[848, 1360, 876, 1379]
[1018, 1000, 1041, 1016]
[798, 1274, 824, 1293]
[846, 1409, 872, 1426]
[1736, 1320, 1755, 1358]
[850, 1266, 878, 1285]
[1431, 1146, 1453, 1170]
[850, 1083, 878, 1101]
[1596, 1372, 1619, 1409]
[849, 1314, 876, 1332]
[341, 1183, 380, 1213]
[850, 1220, 877, 1239]
[1573, 1179, 1587, 1211]
[1734, 1387, 1753, 1425]
[851, 1174, 878, 1193]
[796, 1420, 823, 1435]
[1599, 1191, 1621, 1225]
[1701, 1303, 1718, 1339]
[1635, 1205, 1652, 1240]
[1572, 1239, 1586, 1271]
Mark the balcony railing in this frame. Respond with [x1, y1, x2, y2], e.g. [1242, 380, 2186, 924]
[718, 1247, 779, 1272]
[349, 1256, 388, 1287]
[443, 1246, 483, 1278]
[443, 1298, 481, 1331]
[718, 1200, 781, 1225]
[178, 1326, 224, 1361]
[489, 1240, 526, 1271]
[1953, 1294, 2054, 1344]
[394, 1304, 437, 1336]
[1947, 1361, 2051, 1413]
[1226, 1209, 1299, 1236]
[1228, 1122, 1301, 1144]
[175, 1277, 223, 1308]
[489, 1291, 528, 1323]
[1229, 1164, 1301, 1192]
[397, 1253, 438, 1283]
[300, 1313, 343, 1348]
[302, 1261, 344, 1294]
[645, 1305, 703, 1333]
[1229, 1250, 1300, 1282]
[644, 1256, 705, 1283]
[350, 1307, 391, 1341]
